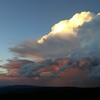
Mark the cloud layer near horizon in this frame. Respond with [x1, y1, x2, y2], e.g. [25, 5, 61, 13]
[2, 56, 100, 87]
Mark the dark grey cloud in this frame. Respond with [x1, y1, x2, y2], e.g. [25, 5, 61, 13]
[88, 65, 100, 79]
[78, 13, 100, 57]
[19, 59, 56, 78]
[19, 64, 40, 77]
[17, 56, 100, 81]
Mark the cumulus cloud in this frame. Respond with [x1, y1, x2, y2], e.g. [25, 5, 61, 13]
[9, 11, 97, 60]
[38, 11, 94, 43]
[6, 11, 100, 86]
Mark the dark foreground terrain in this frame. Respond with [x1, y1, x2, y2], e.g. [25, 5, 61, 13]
[0, 85, 100, 100]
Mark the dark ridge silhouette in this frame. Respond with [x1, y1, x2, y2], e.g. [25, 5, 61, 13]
[0, 85, 100, 100]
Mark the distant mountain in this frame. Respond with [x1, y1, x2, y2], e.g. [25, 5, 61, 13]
[0, 85, 44, 93]
[0, 85, 100, 99]
[0, 85, 42, 89]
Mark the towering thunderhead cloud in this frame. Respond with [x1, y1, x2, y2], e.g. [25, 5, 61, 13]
[4, 11, 100, 87]
[10, 11, 100, 60]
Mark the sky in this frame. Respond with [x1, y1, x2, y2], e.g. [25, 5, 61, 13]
[0, 0, 100, 87]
